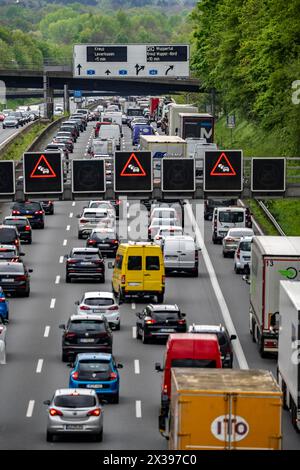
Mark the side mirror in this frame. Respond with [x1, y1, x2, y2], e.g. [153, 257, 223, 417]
[64, 254, 68, 259]
[108, 262, 114, 269]
[43, 400, 51, 406]
[181, 313, 186, 317]
[155, 362, 163, 372]
[136, 312, 141, 318]
[20, 252, 25, 256]
[117, 363, 123, 369]
[28, 269, 33, 273]
[59, 324, 65, 330]
[230, 334, 237, 341]
[242, 275, 251, 285]
[76, 214, 80, 218]
[67, 363, 74, 368]
[118, 300, 123, 305]
[75, 301, 79, 306]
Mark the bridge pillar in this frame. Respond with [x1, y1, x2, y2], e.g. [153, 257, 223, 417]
[43, 72, 54, 120]
[63, 84, 70, 115]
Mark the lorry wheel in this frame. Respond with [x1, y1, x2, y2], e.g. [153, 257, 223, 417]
[251, 319, 256, 343]
[258, 334, 266, 358]
[291, 399, 300, 433]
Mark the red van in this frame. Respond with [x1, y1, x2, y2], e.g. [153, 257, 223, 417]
[155, 333, 222, 435]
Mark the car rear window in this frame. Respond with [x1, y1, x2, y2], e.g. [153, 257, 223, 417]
[171, 359, 217, 368]
[0, 249, 16, 258]
[54, 395, 96, 408]
[13, 202, 41, 212]
[72, 251, 100, 259]
[239, 241, 251, 251]
[84, 298, 114, 306]
[92, 232, 115, 240]
[83, 212, 108, 219]
[146, 256, 160, 271]
[79, 360, 111, 372]
[0, 228, 18, 242]
[128, 256, 142, 270]
[4, 220, 26, 228]
[219, 211, 244, 223]
[69, 320, 106, 332]
[0, 264, 24, 273]
[152, 311, 180, 321]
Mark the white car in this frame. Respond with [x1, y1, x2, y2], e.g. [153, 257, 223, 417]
[153, 226, 184, 246]
[150, 207, 179, 224]
[77, 208, 113, 239]
[222, 227, 254, 257]
[148, 218, 181, 240]
[234, 236, 253, 274]
[76, 292, 120, 330]
[88, 201, 116, 218]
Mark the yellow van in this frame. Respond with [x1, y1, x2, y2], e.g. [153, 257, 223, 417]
[111, 242, 165, 302]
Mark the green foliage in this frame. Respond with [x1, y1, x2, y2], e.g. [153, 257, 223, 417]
[191, 0, 300, 156]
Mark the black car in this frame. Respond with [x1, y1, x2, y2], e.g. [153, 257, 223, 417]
[204, 199, 236, 221]
[86, 229, 119, 257]
[59, 315, 113, 362]
[3, 217, 32, 244]
[136, 304, 187, 343]
[65, 248, 105, 283]
[41, 201, 54, 215]
[0, 225, 21, 248]
[188, 324, 237, 368]
[11, 201, 45, 229]
[0, 261, 32, 297]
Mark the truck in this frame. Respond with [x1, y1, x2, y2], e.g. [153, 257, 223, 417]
[139, 135, 187, 159]
[278, 280, 300, 432]
[167, 104, 198, 136]
[249, 236, 300, 357]
[168, 368, 282, 450]
[178, 113, 215, 143]
[155, 333, 222, 435]
[185, 138, 218, 179]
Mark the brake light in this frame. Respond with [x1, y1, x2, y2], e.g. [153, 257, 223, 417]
[195, 250, 198, 261]
[35, 210, 44, 215]
[72, 371, 79, 380]
[65, 332, 76, 339]
[79, 305, 90, 311]
[110, 372, 118, 380]
[88, 239, 96, 245]
[12, 210, 20, 215]
[121, 275, 126, 284]
[236, 248, 240, 260]
[113, 240, 119, 244]
[67, 259, 77, 264]
[108, 305, 119, 311]
[0, 297, 6, 303]
[49, 408, 63, 417]
[87, 408, 101, 417]
[16, 275, 26, 281]
[15, 239, 19, 246]
[162, 275, 165, 284]
[178, 319, 186, 325]
[163, 384, 168, 394]
[145, 319, 156, 324]
[80, 219, 88, 224]
[25, 225, 31, 231]
[226, 238, 235, 243]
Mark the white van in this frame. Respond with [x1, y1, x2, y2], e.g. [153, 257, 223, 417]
[101, 111, 122, 127]
[212, 207, 250, 244]
[162, 235, 199, 276]
[150, 207, 179, 224]
[98, 124, 122, 150]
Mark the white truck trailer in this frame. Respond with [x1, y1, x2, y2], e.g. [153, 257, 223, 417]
[249, 236, 300, 357]
[139, 135, 187, 158]
[278, 280, 300, 432]
[167, 104, 198, 136]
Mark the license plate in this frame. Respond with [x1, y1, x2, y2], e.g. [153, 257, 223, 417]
[166, 256, 177, 259]
[87, 384, 103, 389]
[100, 244, 110, 248]
[1, 278, 14, 282]
[80, 338, 95, 343]
[244, 257, 250, 261]
[65, 425, 83, 430]
[160, 329, 175, 333]
[128, 282, 141, 286]
[81, 262, 92, 265]
[93, 309, 104, 313]
[26, 215, 33, 218]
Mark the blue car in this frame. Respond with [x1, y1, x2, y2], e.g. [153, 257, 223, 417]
[69, 353, 123, 403]
[132, 124, 155, 146]
[0, 287, 9, 322]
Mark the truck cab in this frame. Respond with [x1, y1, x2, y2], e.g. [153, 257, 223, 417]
[155, 333, 222, 436]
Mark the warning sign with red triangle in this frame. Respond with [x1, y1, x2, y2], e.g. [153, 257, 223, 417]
[30, 154, 57, 178]
[210, 152, 237, 176]
[120, 153, 147, 177]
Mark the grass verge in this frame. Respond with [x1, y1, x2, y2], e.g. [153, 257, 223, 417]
[2, 121, 49, 161]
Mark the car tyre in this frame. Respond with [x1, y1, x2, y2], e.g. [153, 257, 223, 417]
[28, 238, 32, 245]
[78, 232, 83, 239]
[115, 323, 120, 331]
[66, 275, 71, 283]
[100, 275, 105, 283]
[191, 268, 198, 277]
[24, 288, 30, 298]
[62, 352, 68, 362]
[112, 392, 119, 404]
[142, 331, 149, 344]
[95, 429, 103, 442]
[136, 326, 141, 339]
[46, 431, 54, 442]
[157, 293, 164, 303]
[234, 264, 241, 274]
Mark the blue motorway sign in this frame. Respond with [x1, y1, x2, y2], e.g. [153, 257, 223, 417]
[119, 69, 128, 76]
[74, 90, 82, 98]
[149, 69, 158, 76]
[87, 69, 95, 75]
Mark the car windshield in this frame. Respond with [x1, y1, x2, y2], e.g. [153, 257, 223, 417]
[72, 251, 99, 259]
[219, 211, 244, 223]
[54, 395, 96, 408]
[78, 360, 111, 372]
[84, 298, 114, 306]
[240, 241, 251, 251]
[171, 359, 216, 368]
[69, 320, 106, 332]
[0, 229, 17, 242]
[13, 202, 40, 212]
[0, 264, 24, 273]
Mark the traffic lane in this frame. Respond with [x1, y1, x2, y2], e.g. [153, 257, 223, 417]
[202, 213, 300, 449]
[0, 125, 25, 147]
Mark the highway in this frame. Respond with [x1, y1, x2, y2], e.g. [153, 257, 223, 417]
[0, 120, 299, 450]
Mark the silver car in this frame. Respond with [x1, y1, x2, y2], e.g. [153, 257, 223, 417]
[222, 228, 254, 257]
[43, 389, 104, 442]
[76, 291, 121, 330]
[234, 236, 253, 274]
[77, 208, 112, 239]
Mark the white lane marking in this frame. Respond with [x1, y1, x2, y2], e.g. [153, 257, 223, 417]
[69, 212, 73, 218]
[36, 359, 43, 374]
[132, 326, 137, 339]
[63, 239, 68, 246]
[134, 359, 140, 374]
[238, 199, 264, 235]
[50, 298, 56, 309]
[44, 326, 50, 338]
[72, 201, 76, 207]
[185, 201, 249, 370]
[135, 400, 142, 418]
[66, 225, 70, 231]
[59, 256, 64, 264]
[131, 303, 136, 310]
[55, 275, 60, 285]
[26, 400, 35, 418]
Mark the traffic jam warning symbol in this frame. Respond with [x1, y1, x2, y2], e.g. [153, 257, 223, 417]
[204, 150, 243, 192]
[30, 154, 57, 178]
[120, 153, 147, 177]
[114, 151, 152, 192]
[23, 152, 63, 194]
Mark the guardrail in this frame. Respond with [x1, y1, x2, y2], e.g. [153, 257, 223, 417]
[0, 120, 42, 159]
[257, 201, 286, 236]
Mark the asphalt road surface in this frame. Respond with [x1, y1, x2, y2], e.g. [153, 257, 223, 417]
[0, 122, 299, 449]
